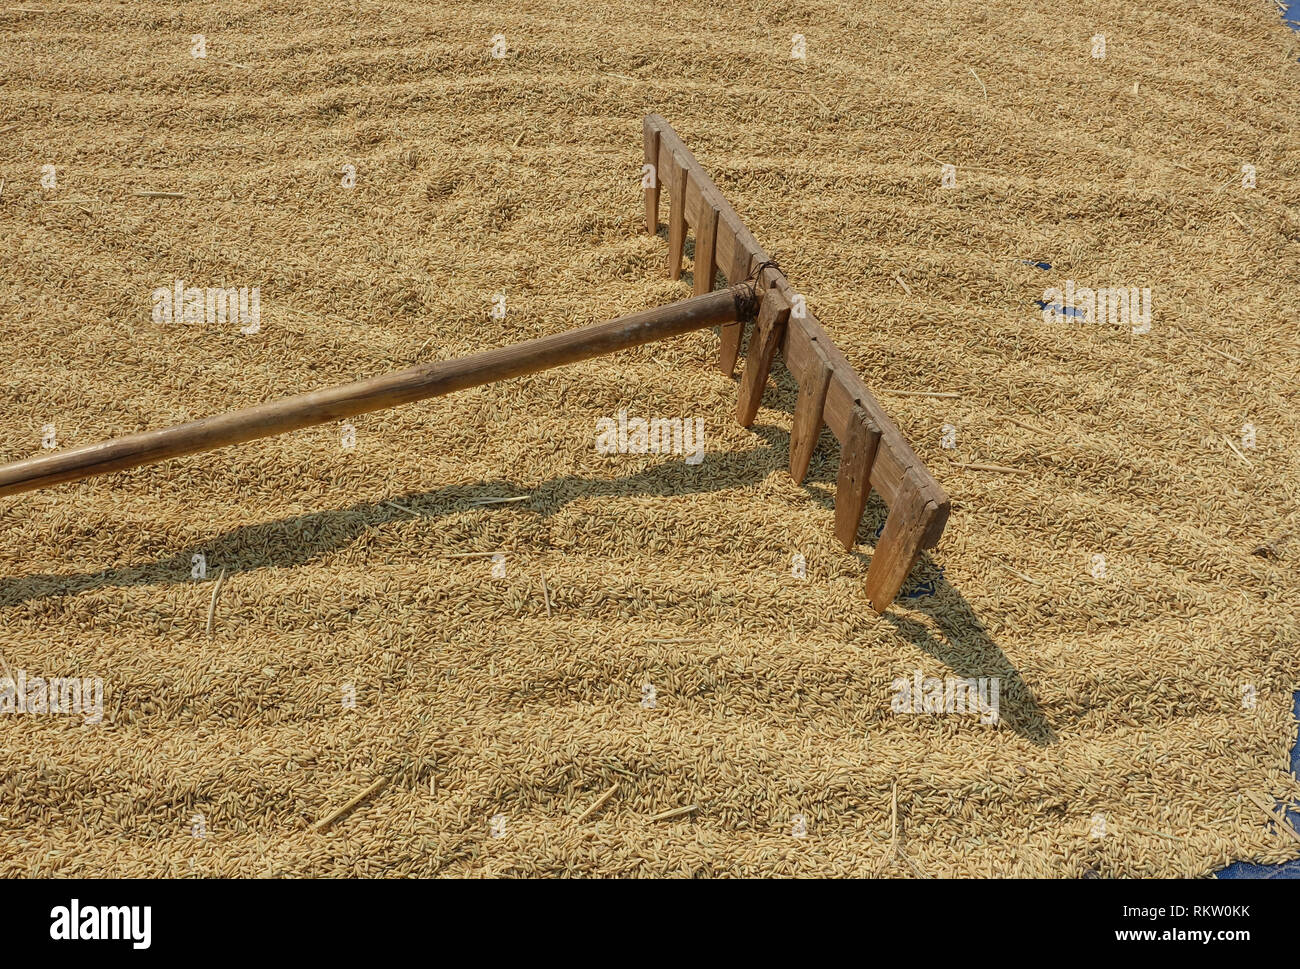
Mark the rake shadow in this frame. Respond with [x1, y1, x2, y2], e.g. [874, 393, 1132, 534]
[0, 334, 1053, 745]
[760, 363, 1056, 747]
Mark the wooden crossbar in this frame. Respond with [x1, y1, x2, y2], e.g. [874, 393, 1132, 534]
[643, 114, 949, 612]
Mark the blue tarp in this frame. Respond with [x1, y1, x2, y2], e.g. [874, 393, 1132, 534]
[1216, 694, 1300, 878]
[1284, 0, 1300, 31]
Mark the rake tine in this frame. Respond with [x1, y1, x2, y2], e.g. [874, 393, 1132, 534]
[693, 198, 719, 295]
[643, 121, 660, 234]
[736, 288, 791, 426]
[865, 469, 941, 614]
[718, 321, 743, 377]
[667, 157, 688, 281]
[833, 402, 882, 549]
[789, 340, 833, 483]
[717, 248, 753, 376]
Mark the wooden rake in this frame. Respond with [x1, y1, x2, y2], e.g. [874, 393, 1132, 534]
[0, 115, 948, 614]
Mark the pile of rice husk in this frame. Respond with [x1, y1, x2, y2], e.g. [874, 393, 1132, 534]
[0, 0, 1297, 877]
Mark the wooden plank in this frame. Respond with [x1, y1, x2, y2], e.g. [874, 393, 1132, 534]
[656, 139, 678, 214]
[789, 339, 832, 483]
[0, 288, 748, 498]
[684, 171, 709, 230]
[865, 468, 941, 614]
[715, 215, 744, 285]
[666, 156, 687, 281]
[736, 288, 791, 426]
[693, 200, 719, 296]
[718, 321, 743, 377]
[642, 121, 660, 234]
[656, 139, 743, 269]
[834, 402, 882, 549]
[716, 218, 754, 375]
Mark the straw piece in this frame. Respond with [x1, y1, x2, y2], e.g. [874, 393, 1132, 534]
[1212, 172, 1241, 193]
[877, 389, 960, 399]
[574, 782, 619, 823]
[891, 781, 898, 846]
[1245, 792, 1300, 846]
[1205, 345, 1243, 365]
[205, 568, 228, 639]
[311, 775, 393, 833]
[995, 559, 1044, 586]
[648, 804, 698, 822]
[1006, 416, 1046, 433]
[1223, 436, 1252, 466]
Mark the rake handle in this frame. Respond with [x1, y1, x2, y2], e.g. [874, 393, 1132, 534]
[0, 286, 749, 498]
